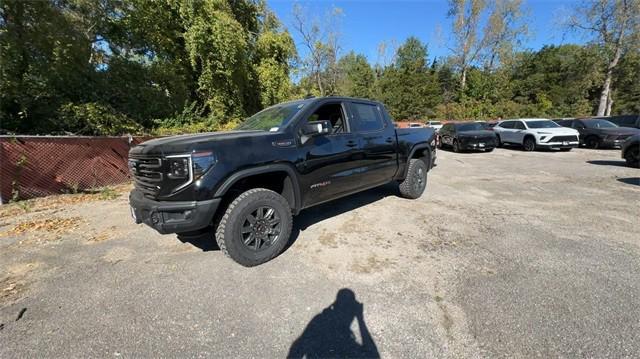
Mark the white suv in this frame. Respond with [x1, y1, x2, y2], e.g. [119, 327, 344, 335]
[426, 121, 443, 132]
[493, 119, 580, 151]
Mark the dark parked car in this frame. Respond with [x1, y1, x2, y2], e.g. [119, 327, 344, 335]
[128, 97, 436, 266]
[437, 122, 497, 152]
[597, 115, 640, 129]
[621, 135, 640, 168]
[554, 118, 640, 148]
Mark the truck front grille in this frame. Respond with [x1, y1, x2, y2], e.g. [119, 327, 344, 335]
[128, 156, 163, 198]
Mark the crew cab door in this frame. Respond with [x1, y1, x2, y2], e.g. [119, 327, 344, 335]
[296, 101, 364, 207]
[346, 101, 398, 186]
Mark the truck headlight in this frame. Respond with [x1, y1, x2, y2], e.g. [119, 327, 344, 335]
[192, 151, 216, 179]
[167, 157, 189, 179]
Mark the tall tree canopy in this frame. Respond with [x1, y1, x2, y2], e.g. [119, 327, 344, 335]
[1, 0, 638, 135]
[0, 0, 296, 134]
[376, 37, 440, 120]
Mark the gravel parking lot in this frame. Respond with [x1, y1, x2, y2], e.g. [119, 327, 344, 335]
[1, 147, 639, 358]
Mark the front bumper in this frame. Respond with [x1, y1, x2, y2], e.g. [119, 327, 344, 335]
[129, 189, 220, 234]
[537, 141, 579, 149]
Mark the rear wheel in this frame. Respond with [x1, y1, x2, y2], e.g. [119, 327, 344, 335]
[585, 136, 600, 149]
[399, 159, 428, 199]
[495, 135, 502, 148]
[523, 137, 536, 152]
[453, 140, 461, 153]
[624, 146, 640, 168]
[215, 188, 292, 267]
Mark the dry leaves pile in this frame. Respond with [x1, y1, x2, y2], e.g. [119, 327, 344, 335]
[0, 184, 131, 219]
[1, 217, 83, 238]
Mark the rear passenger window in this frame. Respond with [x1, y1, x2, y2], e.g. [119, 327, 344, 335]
[513, 121, 526, 130]
[500, 121, 514, 129]
[351, 103, 384, 132]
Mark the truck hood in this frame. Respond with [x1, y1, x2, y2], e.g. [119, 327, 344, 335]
[129, 130, 270, 156]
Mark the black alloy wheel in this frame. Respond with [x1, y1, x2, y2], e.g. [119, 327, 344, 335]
[240, 206, 282, 251]
[625, 146, 640, 168]
[215, 188, 292, 267]
[399, 159, 428, 199]
[585, 136, 600, 149]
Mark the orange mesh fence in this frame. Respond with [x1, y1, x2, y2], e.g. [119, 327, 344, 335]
[0, 136, 153, 203]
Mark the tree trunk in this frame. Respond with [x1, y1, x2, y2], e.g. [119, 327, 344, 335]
[605, 91, 613, 116]
[316, 71, 324, 96]
[461, 67, 467, 89]
[597, 73, 612, 116]
[597, 16, 626, 116]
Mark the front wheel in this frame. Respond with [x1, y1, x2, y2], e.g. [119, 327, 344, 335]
[559, 148, 572, 152]
[585, 136, 600, 149]
[453, 140, 461, 153]
[215, 188, 292, 267]
[624, 146, 640, 168]
[495, 135, 502, 148]
[523, 137, 536, 152]
[399, 159, 428, 199]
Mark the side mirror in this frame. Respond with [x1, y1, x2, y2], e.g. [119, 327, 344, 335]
[302, 120, 331, 136]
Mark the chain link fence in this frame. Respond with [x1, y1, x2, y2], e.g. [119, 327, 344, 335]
[0, 136, 152, 203]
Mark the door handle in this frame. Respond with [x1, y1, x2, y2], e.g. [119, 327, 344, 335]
[385, 137, 394, 143]
[346, 140, 358, 147]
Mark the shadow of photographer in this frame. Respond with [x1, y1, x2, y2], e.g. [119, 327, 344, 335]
[288, 288, 380, 359]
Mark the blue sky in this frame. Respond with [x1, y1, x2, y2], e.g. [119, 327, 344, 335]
[268, 0, 585, 64]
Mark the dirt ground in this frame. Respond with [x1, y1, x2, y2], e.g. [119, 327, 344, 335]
[1, 147, 639, 357]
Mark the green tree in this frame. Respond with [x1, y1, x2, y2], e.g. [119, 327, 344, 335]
[255, 11, 296, 106]
[336, 51, 375, 98]
[376, 37, 440, 120]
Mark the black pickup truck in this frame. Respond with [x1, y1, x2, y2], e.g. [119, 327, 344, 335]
[129, 96, 436, 266]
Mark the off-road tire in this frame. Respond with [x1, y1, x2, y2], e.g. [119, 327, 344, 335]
[523, 136, 536, 152]
[624, 146, 640, 168]
[399, 159, 428, 199]
[215, 188, 292, 267]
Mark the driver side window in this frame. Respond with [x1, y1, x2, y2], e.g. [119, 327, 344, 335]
[305, 103, 348, 135]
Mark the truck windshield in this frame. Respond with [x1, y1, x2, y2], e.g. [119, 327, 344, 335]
[583, 119, 618, 129]
[235, 102, 305, 131]
[456, 123, 486, 131]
